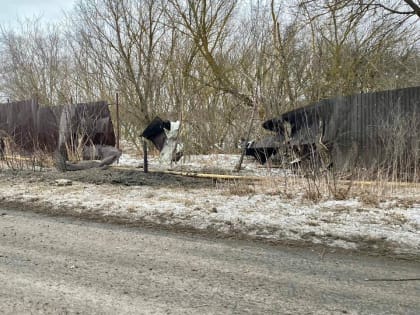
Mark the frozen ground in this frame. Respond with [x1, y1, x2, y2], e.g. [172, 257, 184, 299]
[0, 149, 419, 259]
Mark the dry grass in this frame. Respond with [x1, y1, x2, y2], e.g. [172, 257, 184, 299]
[227, 182, 256, 196]
[358, 192, 380, 207]
[233, 170, 420, 207]
[1, 152, 53, 171]
[394, 197, 417, 209]
[302, 190, 322, 202]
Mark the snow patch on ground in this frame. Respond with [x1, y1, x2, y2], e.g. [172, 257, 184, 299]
[1, 151, 419, 258]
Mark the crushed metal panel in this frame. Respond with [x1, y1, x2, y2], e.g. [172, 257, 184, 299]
[141, 116, 183, 162]
[241, 134, 285, 164]
[55, 101, 119, 171]
[57, 101, 116, 158]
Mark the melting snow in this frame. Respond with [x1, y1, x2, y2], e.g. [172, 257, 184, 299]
[1, 151, 419, 258]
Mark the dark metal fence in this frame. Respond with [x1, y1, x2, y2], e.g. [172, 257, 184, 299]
[262, 86, 420, 179]
[0, 99, 116, 156]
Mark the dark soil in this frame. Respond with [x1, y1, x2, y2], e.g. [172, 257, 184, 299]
[0, 167, 216, 189]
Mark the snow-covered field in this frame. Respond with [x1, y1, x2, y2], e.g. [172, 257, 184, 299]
[1, 149, 419, 258]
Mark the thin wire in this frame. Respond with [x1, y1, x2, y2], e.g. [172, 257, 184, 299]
[364, 277, 420, 281]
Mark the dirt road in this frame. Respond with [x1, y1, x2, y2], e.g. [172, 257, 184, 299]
[1, 209, 419, 314]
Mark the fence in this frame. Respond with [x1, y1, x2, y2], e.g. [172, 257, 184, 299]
[261, 86, 420, 180]
[0, 99, 116, 157]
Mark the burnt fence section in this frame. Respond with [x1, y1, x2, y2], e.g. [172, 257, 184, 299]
[262, 86, 420, 181]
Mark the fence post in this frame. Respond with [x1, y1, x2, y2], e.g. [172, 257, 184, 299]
[116, 92, 120, 150]
[143, 138, 148, 173]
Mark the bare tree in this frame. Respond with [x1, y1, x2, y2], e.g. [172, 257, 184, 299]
[70, 0, 175, 143]
[359, 0, 420, 19]
[293, 0, 420, 101]
[0, 18, 72, 105]
[1, 0, 418, 160]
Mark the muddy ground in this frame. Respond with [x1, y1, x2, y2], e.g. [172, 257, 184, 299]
[0, 167, 216, 189]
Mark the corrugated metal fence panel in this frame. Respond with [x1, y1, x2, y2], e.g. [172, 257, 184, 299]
[349, 93, 361, 147]
[0, 100, 115, 153]
[0, 100, 37, 151]
[267, 86, 420, 171]
[336, 86, 420, 169]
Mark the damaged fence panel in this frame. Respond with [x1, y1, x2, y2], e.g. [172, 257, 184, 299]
[0, 99, 120, 171]
[55, 101, 120, 171]
[141, 116, 183, 163]
[57, 101, 116, 158]
[246, 86, 420, 180]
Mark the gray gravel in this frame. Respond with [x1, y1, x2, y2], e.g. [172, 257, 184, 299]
[1, 209, 419, 314]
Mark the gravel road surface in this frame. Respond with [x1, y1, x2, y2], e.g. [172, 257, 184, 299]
[1, 209, 419, 314]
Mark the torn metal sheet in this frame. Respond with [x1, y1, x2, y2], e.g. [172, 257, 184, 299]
[240, 134, 284, 164]
[55, 101, 118, 171]
[57, 101, 116, 158]
[141, 116, 183, 163]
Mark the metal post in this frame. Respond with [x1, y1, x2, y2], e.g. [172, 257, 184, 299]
[116, 92, 120, 150]
[235, 98, 257, 172]
[143, 138, 148, 173]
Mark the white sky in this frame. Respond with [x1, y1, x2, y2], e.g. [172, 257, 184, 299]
[0, 0, 76, 27]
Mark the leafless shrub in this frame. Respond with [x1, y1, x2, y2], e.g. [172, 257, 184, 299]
[0, 130, 53, 172]
[1, 136, 25, 171]
[302, 189, 322, 202]
[376, 110, 420, 183]
[285, 141, 353, 202]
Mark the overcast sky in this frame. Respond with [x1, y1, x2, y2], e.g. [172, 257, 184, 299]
[0, 0, 76, 27]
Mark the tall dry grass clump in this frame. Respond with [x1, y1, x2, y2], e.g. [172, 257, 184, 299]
[0, 135, 53, 171]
